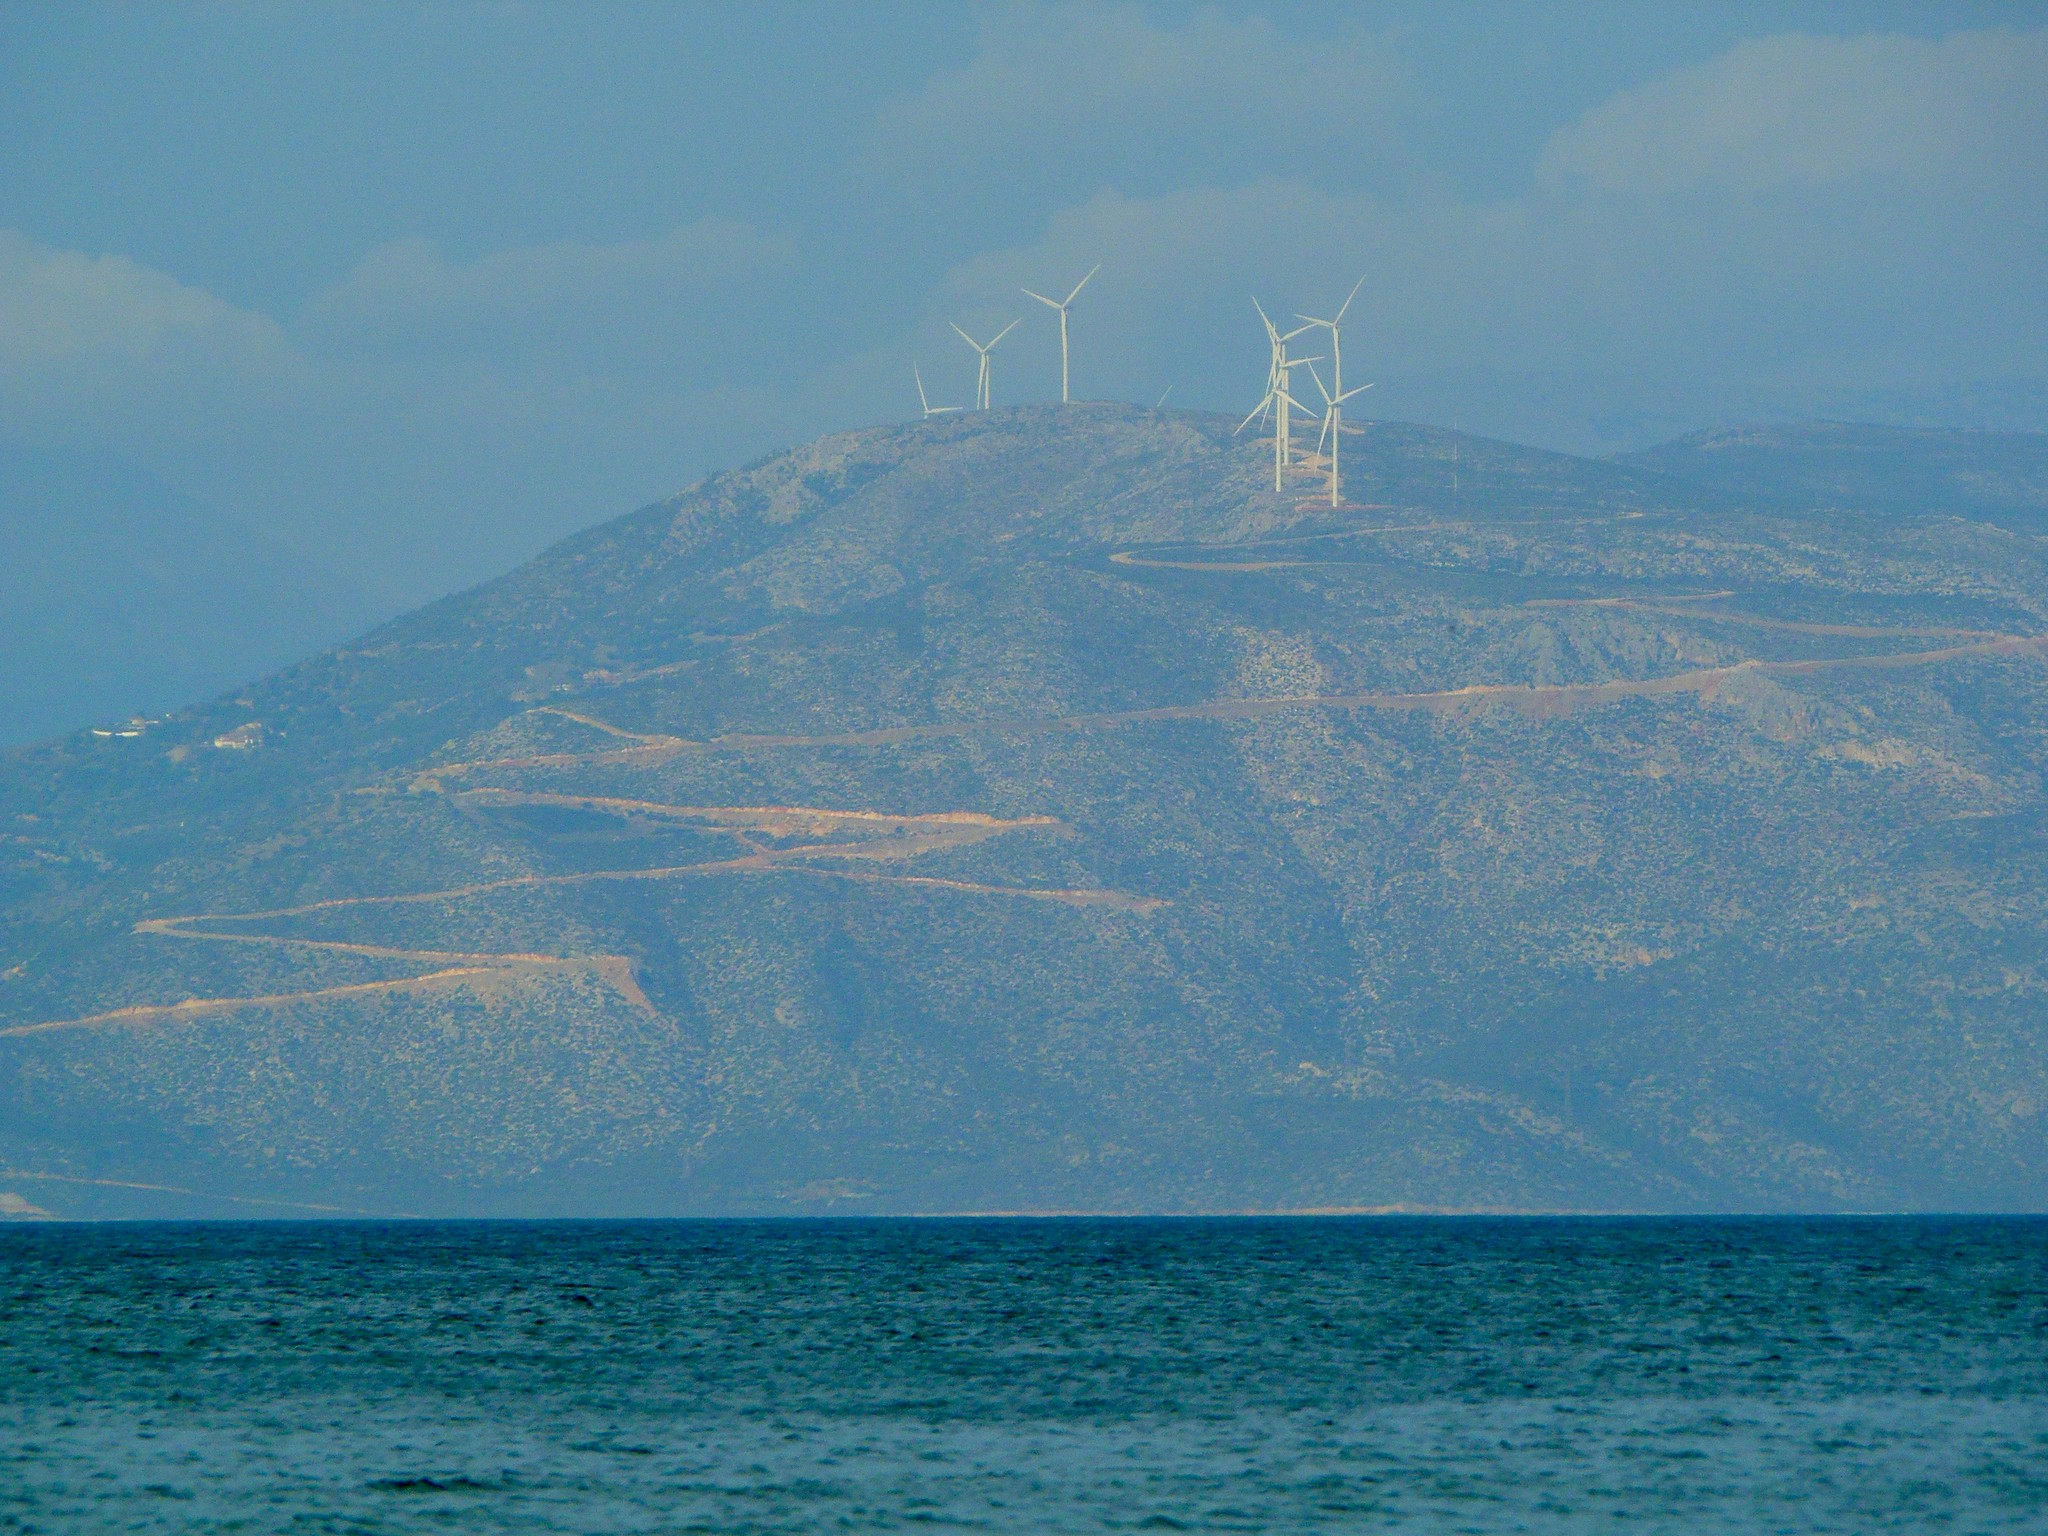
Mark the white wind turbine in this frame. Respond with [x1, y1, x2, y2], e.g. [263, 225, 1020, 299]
[1303, 360, 1373, 507]
[1297, 276, 1372, 504]
[1021, 263, 1099, 404]
[914, 363, 961, 420]
[951, 319, 1020, 410]
[1235, 299, 1319, 491]
[1296, 276, 1366, 399]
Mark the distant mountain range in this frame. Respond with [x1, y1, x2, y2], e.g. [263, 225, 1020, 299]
[2, 412, 2044, 1218]
[1626, 421, 2048, 534]
[0, 448, 372, 747]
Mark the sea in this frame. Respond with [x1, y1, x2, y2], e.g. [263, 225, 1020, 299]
[2, 1217, 2043, 1533]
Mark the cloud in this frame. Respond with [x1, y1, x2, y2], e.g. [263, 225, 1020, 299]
[910, 28, 2048, 448]
[1541, 29, 2048, 193]
[862, 3, 1416, 203]
[0, 224, 803, 603]
[305, 217, 797, 371]
[6, 20, 2045, 611]
[0, 229, 296, 434]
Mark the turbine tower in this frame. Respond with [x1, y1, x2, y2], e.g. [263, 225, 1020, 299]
[1297, 276, 1370, 504]
[914, 363, 961, 420]
[1021, 263, 1099, 404]
[1235, 298, 1319, 491]
[1296, 276, 1366, 402]
[951, 319, 1020, 410]
[1304, 360, 1373, 507]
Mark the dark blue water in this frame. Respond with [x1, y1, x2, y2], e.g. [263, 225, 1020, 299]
[2, 1218, 2044, 1533]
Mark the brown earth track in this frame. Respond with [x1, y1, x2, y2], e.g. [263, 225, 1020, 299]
[431, 631, 2044, 770]
[698, 633, 2047, 750]
[1519, 594, 2003, 641]
[1106, 513, 1641, 571]
[12, 805, 1126, 1038]
[0, 964, 569, 1038]
[22, 581, 2043, 1042]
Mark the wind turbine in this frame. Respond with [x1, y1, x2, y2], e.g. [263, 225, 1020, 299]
[1235, 299, 1319, 490]
[1238, 299, 1283, 429]
[951, 319, 1020, 410]
[914, 364, 960, 420]
[1296, 275, 1370, 503]
[1021, 263, 1098, 404]
[1296, 275, 1366, 400]
[1303, 360, 1374, 507]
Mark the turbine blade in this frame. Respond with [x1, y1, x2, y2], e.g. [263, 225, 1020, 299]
[1334, 273, 1366, 323]
[1294, 314, 1333, 328]
[951, 322, 980, 347]
[989, 318, 1021, 346]
[1318, 410, 1332, 454]
[1064, 264, 1100, 304]
[1022, 289, 1061, 309]
[1337, 383, 1376, 401]
[1236, 393, 1275, 434]
[915, 364, 930, 413]
[1304, 360, 1332, 404]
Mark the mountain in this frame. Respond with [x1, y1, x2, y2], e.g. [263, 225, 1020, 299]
[0, 448, 372, 748]
[1623, 421, 2048, 536]
[2, 407, 2044, 1219]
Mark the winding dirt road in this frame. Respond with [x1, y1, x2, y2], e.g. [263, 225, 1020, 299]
[17, 564, 2042, 1041]
[9, 803, 1148, 1040]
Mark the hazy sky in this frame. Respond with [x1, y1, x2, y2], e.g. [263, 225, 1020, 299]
[3, 1, 2043, 610]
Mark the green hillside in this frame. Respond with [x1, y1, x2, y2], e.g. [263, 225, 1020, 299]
[3, 406, 2044, 1217]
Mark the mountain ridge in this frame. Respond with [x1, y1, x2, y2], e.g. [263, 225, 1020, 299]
[4, 407, 2045, 1218]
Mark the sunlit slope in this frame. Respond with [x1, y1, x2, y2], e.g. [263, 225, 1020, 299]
[3, 406, 2045, 1217]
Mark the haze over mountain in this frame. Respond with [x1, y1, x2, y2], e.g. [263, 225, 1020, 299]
[3, 410, 2043, 1219]
[1625, 421, 2048, 535]
[0, 448, 370, 746]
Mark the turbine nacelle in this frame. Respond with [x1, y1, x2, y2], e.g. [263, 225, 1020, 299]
[952, 318, 1022, 409]
[951, 318, 1020, 352]
[1295, 274, 1366, 333]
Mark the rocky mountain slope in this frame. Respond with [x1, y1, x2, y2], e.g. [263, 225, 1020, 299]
[3, 407, 2044, 1217]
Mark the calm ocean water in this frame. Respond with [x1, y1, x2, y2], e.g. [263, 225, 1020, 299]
[2, 1217, 2044, 1533]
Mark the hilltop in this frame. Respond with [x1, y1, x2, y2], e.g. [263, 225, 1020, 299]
[3, 406, 2045, 1218]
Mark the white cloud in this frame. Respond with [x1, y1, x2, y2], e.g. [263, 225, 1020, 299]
[305, 217, 797, 369]
[0, 224, 801, 602]
[0, 230, 296, 432]
[1540, 28, 2048, 193]
[863, 3, 1415, 198]
[5, 21, 2044, 608]
[907, 27, 2048, 449]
